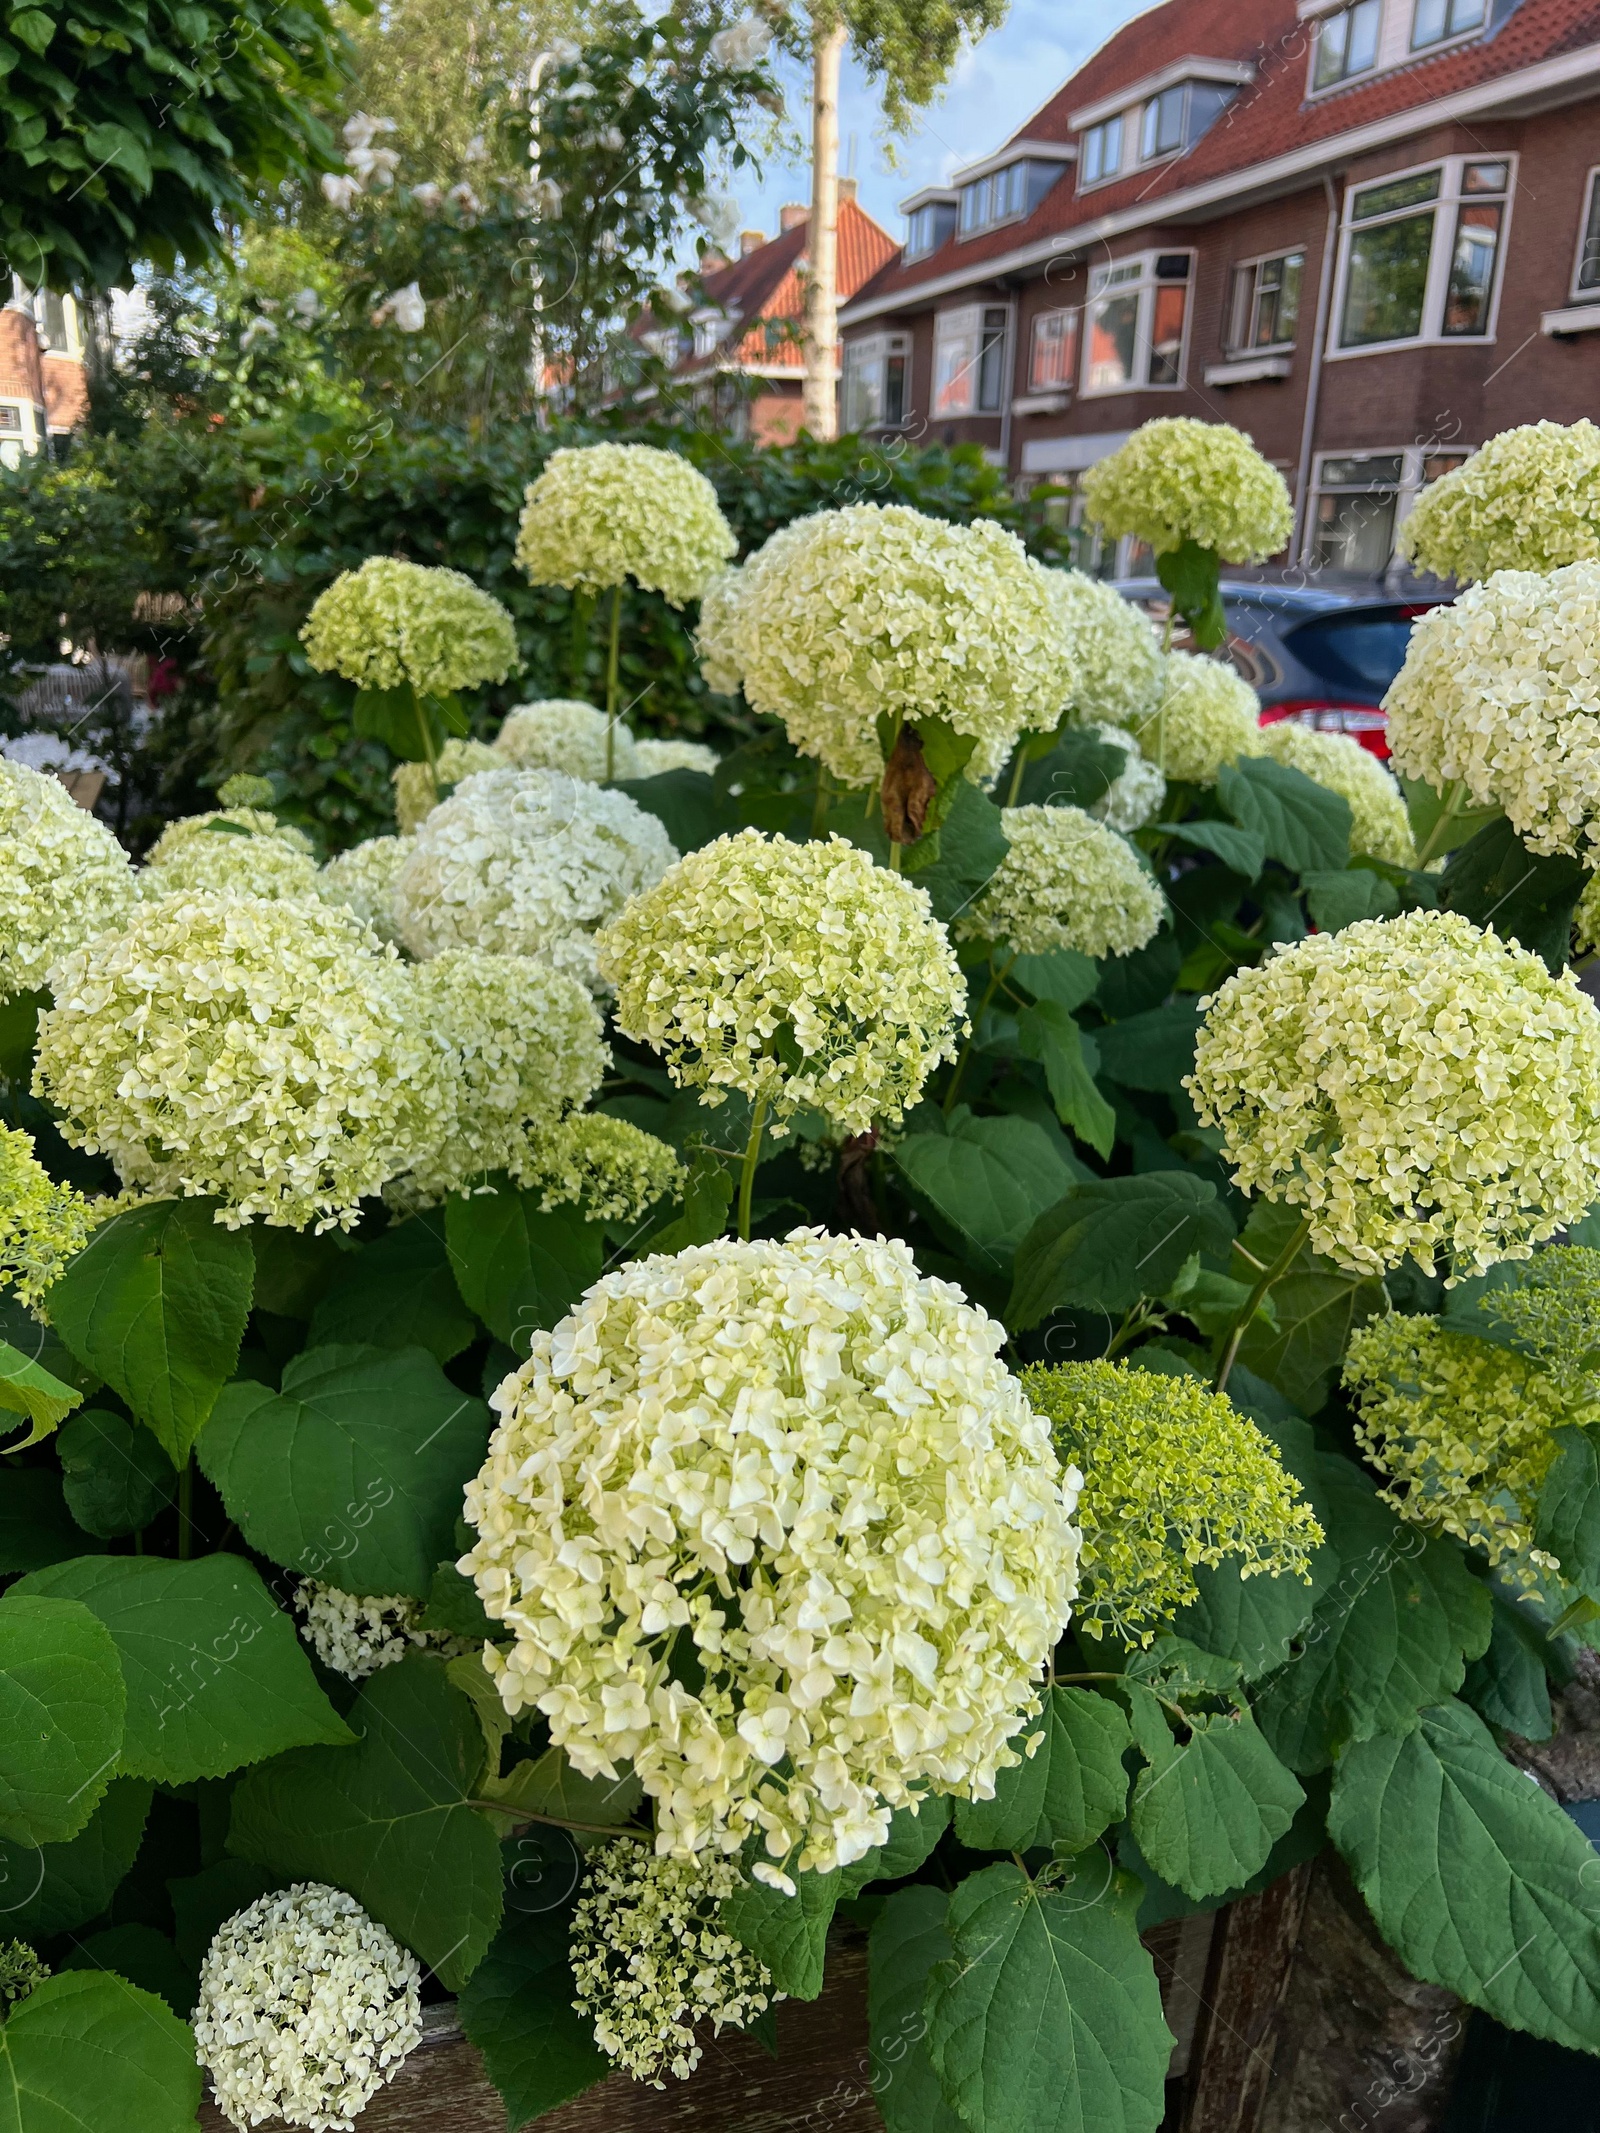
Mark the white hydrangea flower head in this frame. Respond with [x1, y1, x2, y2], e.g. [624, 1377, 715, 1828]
[515, 444, 736, 605]
[300, 556, 518, 697]
[1399, 421, 1600, 581]
[1132, 651, 1264, 785]
[148, 806, 315, 861]
[193, 1882, 422, 2132]
[317, 836, 414, 945]
[34, 893, 439, 1231]
[1086, 722, 1168, 832]
[962, 806, 1166, 960]
[391, 739, 502, 834]
[396, 950, 608, 1204]
[494, 699, 640, 782]
[522, 1114, 684, 1223]
[460, 1228, 1081, 1876]
[1384, 563, 1600, 860]
[293, 1581, 471, 1680]
[714, 505, 1081, 788]
[0, 759, 135, 1002]
[596, 830, 965, 1137]
[393, 769, 676, 994]
[1081, 418, 1293, 563]
[0, 1124, 96, 1308]
[140, 809, 323, 902]
[633, 736, 719, 777]
[695, 565, 747, 695]
[1258, 721, 1417, 865]
[570, 1845, 775, 2086]
[1577, 868, 1600, 957]
[1043, 571, 1166, 732]
[1187, 910, 1600, 1279]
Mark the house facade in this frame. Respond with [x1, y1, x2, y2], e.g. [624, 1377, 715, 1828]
[839, 0, 1600, 572]
[0, 281, 88, 468]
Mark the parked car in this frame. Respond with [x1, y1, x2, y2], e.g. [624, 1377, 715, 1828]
[1112, 578, 1449, 759]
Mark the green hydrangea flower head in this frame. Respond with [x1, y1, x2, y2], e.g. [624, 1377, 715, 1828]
[1080, 418, 1293, 563]
[0, 759, 135, 1003]
[1023, 1360, 1321, 1646]
[1399, 420, 1600, 581]
[522, 1114, 684, 1224]
[0, 1124, 96, 1307]
[1461, 1244, 1600, 1405]
[1188, 910, 1600, 1278]
[140, 808, 321, 901]
[300, 556, 519, 696]
[1577, 869, 1600, 956]
[960, 805, 1166, 959]
[1258, 721, 1417, 865]
[515, 444, 736, 606]
[0, 1941, 47, 2011]
[596, 830, 966, 1138]
[1132, 651, 1264, 786]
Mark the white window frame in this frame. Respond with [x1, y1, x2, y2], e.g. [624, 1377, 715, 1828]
[1079, 116, 1127, 192]
[932, 303, 1010, 418]
[841, 332, 912, 430]
[1327, 153, 1515, 360]
[1408, 0, 1488, 56]
[1029, 306, 1081, 392]
[1310, 0, 1382, 92]
[1307, 443, 1471, 568]
[1139, 84, 1187, 164]
[1081, 250, 1195, 398]
[905, 203, 954, 261]
[1227, 248, 1308, 353]
[1572, 166, 1600, 302]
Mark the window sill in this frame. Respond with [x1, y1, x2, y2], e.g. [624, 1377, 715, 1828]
[1324, 333, 1493, 358]
[1542, 304, 1600, 337]
[1013, 390, 1071, 415]
[1080, 379, 1186, 398]
[1204, 353, 1294, 385]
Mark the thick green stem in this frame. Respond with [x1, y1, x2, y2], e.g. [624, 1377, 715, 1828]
[1005, 746, 1030, 809]
[1214, 1214, 1313, 1395]
[1415, 778, 1469, 867]
[604, 583, 624, 781]
[811, 763, 831, 836]
[888, 839, 904, 872]
[414, 690, 440, 803]
[177, 1460, 194, 1561]
[943, 954, 1016, 1116]
[737, 1097, 769, 1241]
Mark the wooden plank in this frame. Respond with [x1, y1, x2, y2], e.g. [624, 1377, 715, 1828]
[1175, 1865, 1313, 2133]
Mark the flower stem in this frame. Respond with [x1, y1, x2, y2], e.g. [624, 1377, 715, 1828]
[1415, 778, 1468, 867]
[604, 582, 624, 782]
[811, 763, 831, 836]
[736, 1097, 769, 1241]
[888, 840, 904, 872]
[942, 954, 1016, 1116]
[1005, 746, 1030, 808]
[1214, 1214, 1313, 1395]
[414, 688, 440, 803]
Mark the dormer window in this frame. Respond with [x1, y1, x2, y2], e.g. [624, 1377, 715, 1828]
[905, 198, 957, 260]
[956, 156, 1066, 239]
[1411, 0, 1485, 46]
[1140, 86, 1186, 161]
[1082, 120, 1123, 186]
[1073, 62, 1251, 192]
[1313, 0, 1379, 88]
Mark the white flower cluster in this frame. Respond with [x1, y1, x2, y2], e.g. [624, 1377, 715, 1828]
[1399, 420, 1600, 581]
[391, 740, 501, 834]
[1258, 722, 1417, 865]
[1131, 651, 1264, 785]
[1081, 418, 1293, 563]
[0, 759, 134, 1001]
[399, 951, 608, 1204]
[393, 769, 676, 993]
[294, 1581, 469, 1680]
[703, 505, 1080, 788]
[140, 808, 323, 901]
[193, 1883, 422, 2133]
[317, 836, 414, 945]
[570, 1845, 775, 2086]
[522, 1114, 684, 1224]
[300, 556, 519, 698]
[597, 830, 965, 1137]
[963, 806, 1166, 960]
[495, 699, 639, 782]
[1188, 910, 1600, 1278]
[1087, 722, 1168, 833]
[460, 1229, 1080, 1878]
[35, 893, 434, 1231]
[695, 566, 746, 695]
[515, 444, 735, 605]
[634, 736, 719, 777]
[1385, 562, 1600, 859]
[1044, 571, 1166, 733]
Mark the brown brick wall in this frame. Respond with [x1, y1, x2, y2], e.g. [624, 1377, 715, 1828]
[42, 350, 87, 432]
[0, 307, 42, 405]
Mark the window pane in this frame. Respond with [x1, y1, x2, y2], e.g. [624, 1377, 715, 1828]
[1347, 0, 1380, 72]
[885, 354, 906, 425]
[1411, 0, 1450, 46]
[1316, 485, 1399, 572]
[1352, 170, 1442, 220]
[1087, 292, 1139, 391]
[1449, 0, 1487, 28]
[1316, 0, 1379, 86]
[1321, 454, 1404, 485]
[1340, 212, 1435, 345]
[933, 330, 978, 415]
[1255, 253, 1303, 345]
[1580, 177, 1600, 292]
[1462, 159, 1507, 195]
[1443, 203, 1501, 334]
[1030, 310, 1079, 389]
[1141, 87, 1184, 160]
[1149, 283, 1188, 384]
[977, 317, 1007, 409]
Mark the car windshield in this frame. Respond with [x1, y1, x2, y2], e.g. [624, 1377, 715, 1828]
[1281, 612, 1416, 701]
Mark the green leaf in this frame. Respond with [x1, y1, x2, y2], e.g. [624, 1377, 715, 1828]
[44, 1199, 254, 1465]
[894, 1113, 1084, 1268]
[1009, 951, 1098, 1014]
[1302, 867, 1401, 931]
[953, 1687, 1132, 1854]
[250, 1229, 348, 1319]
[456, 1910, 610, 2129]
[56, 1410, 175, 1539]
[445, 1188, 604, 1352]
[1008, 1172, 1235, 1329]
[0, 1592, 123, 1845]
[0, 1466, 91, 1571]
[229, 1655, 503, 1990]
[1156, 819, 1265, 879]
[479, 1746, 643, 1835]
[1253, 1454, 1491, 1773]
[1462, 1592, 1553, 1741]
[1015, 1001, 1116, 1159]
[904, 781, 1009, 924]
[61, 1922, 194, 2017]
[0, 1970, 200, 2132]
[838, 1796, 952, 1898]
[1230, 1202, 1382, 1412]
[1092, 1002, 1202, 1096]
[0, 1340, 83, 1446]
[80, 121, 153, 190]
[7, 10, 54, 53]
[1155, 539, 1225, 651]
[1401, 777, 1501, 861]
[200, 1344, 491, 1600]
[1329, 1698, 1600, 2051]
[1534, 1424, 1600, 1597]
[614, 768, 742, 856]
[1174, 1440, 1337, 1683]
[722, 1862, 839, 2001]
[0, 990, 45, 1082]
[167, 1857, 282, 1971]
[867, 1886, 966, 2133]
[352, 681, 449, 761]
[14, 1554, 352, 1784]
[420, 1561, 497, 1643]
[0, 1776, 150, 1938]
[638, 1148, 733, 1253]
[1010, 728, 1129, 812]
[1437, 814, 1587, 972]
[308, 1217, 478, 1363]
[925, 1862, 1172, 2133]
[1218, 757, 1352, 875]
[1129, 1707, 1303, 1900]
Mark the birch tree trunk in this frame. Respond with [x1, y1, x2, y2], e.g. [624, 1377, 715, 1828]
[801, 17, 847, 439]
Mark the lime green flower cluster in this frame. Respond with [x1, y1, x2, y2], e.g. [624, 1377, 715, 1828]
[317, 835, 414, 945]
[1258, 722, 1417, 865]
[1343, 1313, 1572, 1590]
[495, 700, 638, 782]
[1023, 1360, 1321, 1646]
[1465, 1244, 1600, 1404]
[1131, 651, 1263, 786]
[140, 808, 321, 901]
[1577, 870, 1600, 956]
[515, 444, 735, 606]
[391, 740, 500, 833]
[962, 805, 1165, 959]
[1043, 569, 1166, 733]
[523, 1114, 684, 1224]
[1399, 420, 1600, 582]
[300, 556, 519, 697]
[1081, 419, 1293, 564]
[0, 759, 134, 1003]
[0, 1124, 96, 1307]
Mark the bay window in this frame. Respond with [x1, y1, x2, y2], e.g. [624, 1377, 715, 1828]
[1084, 252, 1192, 394]
[1335, 157, 1511, 352]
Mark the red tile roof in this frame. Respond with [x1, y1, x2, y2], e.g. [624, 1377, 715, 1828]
[849, 0, 1600, 311]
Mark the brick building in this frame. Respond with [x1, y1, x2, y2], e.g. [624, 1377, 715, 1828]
[838, 0, 1600, 571]
[0, 281, 88, 468]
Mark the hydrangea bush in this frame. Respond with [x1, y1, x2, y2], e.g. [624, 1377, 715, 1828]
[8, 414, 1600, 2133]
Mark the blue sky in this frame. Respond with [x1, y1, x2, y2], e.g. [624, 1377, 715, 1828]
[733, 0, 1156, 245]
